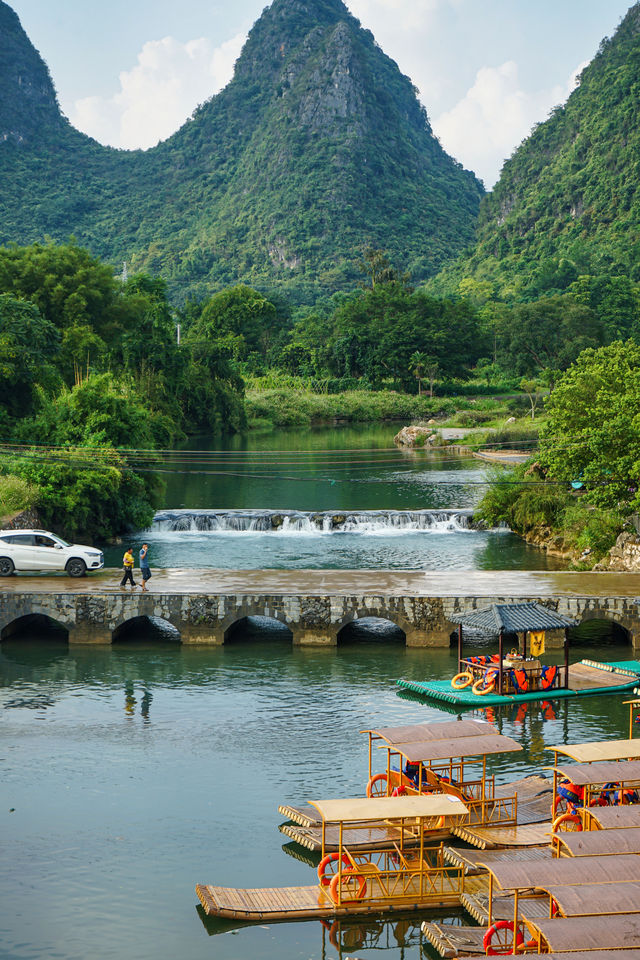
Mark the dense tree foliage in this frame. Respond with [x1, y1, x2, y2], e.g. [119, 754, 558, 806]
[0, 241, 247, 538]
[538, 340, 640, 512]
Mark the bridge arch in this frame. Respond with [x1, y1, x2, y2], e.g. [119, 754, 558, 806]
[112, 616, 181, 644]
[1, 613, 69, 643]
[337, 616, 406, 645]
[569, 615, 632, 646]
[224, 615, 293, 644]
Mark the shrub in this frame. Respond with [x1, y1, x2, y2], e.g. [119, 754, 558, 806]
[0, 474, 39, 518]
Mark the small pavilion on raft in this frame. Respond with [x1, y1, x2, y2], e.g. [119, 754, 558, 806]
[450, 602, 578, 697]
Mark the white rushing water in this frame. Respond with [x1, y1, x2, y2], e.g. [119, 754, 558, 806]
[150, 508, 477, 536]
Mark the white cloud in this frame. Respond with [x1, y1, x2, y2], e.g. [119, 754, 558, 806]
[432, 60, 582, 188]
[347, 0, 442, 32]
[71, 32, 245, 150]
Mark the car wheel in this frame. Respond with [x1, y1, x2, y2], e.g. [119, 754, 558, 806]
[66, 558, 87, 578]
[0, 557, 15, 576]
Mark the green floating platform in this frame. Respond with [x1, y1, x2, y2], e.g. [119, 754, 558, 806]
[396, 659, 640, 707]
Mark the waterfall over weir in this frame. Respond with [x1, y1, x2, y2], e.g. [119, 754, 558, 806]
[151, 508, 476, 535]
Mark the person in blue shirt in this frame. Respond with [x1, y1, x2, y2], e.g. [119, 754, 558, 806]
[139, 543, 152, 591]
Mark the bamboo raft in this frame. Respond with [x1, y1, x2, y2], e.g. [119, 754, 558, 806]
[279, 774, 551, 844]
[195, 880, 462, 922]
[399, 659, 640, 707]
[198, 795, 468, 923]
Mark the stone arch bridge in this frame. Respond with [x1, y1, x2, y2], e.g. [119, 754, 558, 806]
[1, 570, 639, 649]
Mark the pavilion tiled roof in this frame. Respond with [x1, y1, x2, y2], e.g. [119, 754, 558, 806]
[449, 601, 577, 635]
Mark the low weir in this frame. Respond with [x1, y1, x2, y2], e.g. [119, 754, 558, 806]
[1, 570, 639, 649]
[151, 508, 476, 534]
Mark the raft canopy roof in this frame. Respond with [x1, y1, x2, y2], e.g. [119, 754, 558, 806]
[476, 852, 640, 890]
[448, 601, 577, 635]
[537, 881, 640, 917]
[585, 805, 640, 828]
[545, 758, 640, 784]
[384, 733, 523, 764]
[530, 915, 640, 952]
[360, 718, 496, 745]
[547, 739, 640, 762]
[554, 828, 640, 856]
[308, 794, 468, 823]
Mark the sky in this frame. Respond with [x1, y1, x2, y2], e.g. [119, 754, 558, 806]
[8, 0, 635, 187]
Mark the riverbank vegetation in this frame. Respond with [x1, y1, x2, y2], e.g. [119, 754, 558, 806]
[2, 237, 639, 548]
[476, 341, 640, 566]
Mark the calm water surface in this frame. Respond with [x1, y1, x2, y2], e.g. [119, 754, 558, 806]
[3, 425, 578, 958]
[0, 634, 633, 960]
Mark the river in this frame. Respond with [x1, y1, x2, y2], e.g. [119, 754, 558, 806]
[1, 423, 587, 960]
[101, 424, 565, 571]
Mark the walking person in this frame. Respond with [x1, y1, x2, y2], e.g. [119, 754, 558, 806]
[120, 546, 136, 588]
[139, 543, 152, 591]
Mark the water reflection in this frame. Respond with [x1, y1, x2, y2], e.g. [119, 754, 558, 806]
[0, 632, 635, 960]
[196, 904, 426, 957]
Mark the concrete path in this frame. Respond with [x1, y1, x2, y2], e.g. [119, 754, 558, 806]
[1, 568, 640, 598]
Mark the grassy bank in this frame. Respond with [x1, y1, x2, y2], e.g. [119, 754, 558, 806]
[0, 474, 39, 524]
[245, 381, 531, 429]
[245, 388, 461, 427]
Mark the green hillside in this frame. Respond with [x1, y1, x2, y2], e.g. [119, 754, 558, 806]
[430, 2, 640, 301]
[0, 0, 483, 302]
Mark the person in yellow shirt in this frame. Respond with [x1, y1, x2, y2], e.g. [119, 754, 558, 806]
[120, 547, 136, 588]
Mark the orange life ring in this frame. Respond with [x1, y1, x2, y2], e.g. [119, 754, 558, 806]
[435, 815, 445, 828]
[317, 852, 350, 886]
[552, 811, 582, 832]
[366, 773, 388, 797]
[472, 675, 496, 696]
[451, 671, 473, 689]
[483, 920, 524, 955]
[328, 868, 367, 905]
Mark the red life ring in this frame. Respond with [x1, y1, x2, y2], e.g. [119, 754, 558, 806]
[392, 785, 408, 796]
[552, 811, 582, 832]
[317, 852, 350, 886]
[366, 773, 388, 798]
[328, 868, 367, 905]
[482, 920, 524, 955]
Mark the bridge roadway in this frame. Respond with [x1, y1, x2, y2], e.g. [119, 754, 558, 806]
[1, 569, 639, 647]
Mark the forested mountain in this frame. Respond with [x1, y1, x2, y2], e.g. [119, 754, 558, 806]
[0, 0, 483, 302]
[431, 2, 640, 301]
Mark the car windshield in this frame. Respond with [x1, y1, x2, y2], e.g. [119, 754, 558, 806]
[55, 536, 71, 547]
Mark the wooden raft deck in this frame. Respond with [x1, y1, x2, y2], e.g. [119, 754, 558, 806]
[196, 882, 462, 922]
[443, 844, 551, 874]
[421, 920, 487, 957]
[451, 821, 551, 849]
[566, 660, 640, 690]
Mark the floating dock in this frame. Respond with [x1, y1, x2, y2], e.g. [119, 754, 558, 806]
[195, 881, 461, 922]
[398, 659, 640, 707]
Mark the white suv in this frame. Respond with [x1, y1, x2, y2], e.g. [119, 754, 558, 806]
[0, 529, 104, 577]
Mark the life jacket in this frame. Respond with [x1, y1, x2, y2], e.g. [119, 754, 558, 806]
[511, 668, 528, 693]
[594, 781, 620, 806]
[558, 779, 584, 808]
[404, 761, 421, 786]
[540, 665, 558, 690]
[614, 788, 639, 805]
